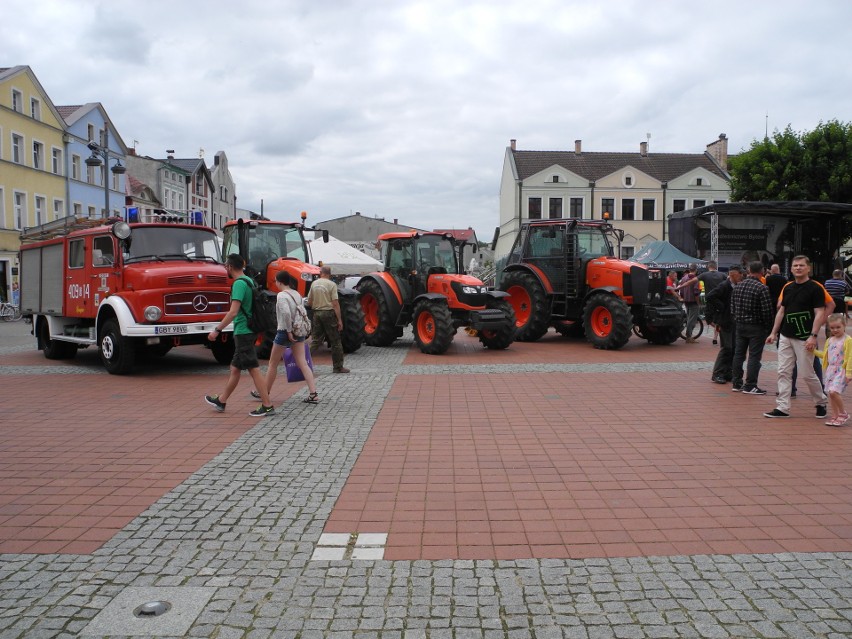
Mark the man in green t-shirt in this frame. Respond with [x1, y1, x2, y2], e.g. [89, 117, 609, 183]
[205, 254, 275, 416]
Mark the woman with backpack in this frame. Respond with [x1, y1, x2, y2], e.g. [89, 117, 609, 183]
[253, 270, 318, 404]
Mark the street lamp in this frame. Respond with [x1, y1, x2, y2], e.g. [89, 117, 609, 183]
[85, 127, 126, 218]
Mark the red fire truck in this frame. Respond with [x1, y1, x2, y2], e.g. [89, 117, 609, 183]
[19, 216, 234, 374]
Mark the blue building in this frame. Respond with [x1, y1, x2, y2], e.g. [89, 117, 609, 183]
[57, 103, 127, 218]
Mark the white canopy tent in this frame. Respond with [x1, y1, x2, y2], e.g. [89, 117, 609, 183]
[306, 232, 383, 276]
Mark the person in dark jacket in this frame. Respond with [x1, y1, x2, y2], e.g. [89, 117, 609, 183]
[730, 261, 774, 394]
[706, 265, 743, 383]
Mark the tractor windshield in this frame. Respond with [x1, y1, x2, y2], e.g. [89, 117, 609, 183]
[385, 235, 459, 277]
[124, 226, 222, 263]
[577, 227, 614, 258]
[223, 224, 307, 272]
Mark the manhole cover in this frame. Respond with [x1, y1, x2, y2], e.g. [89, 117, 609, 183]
[133, 601, 172, 618]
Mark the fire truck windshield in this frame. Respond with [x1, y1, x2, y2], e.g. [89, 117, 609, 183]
[124, 227, 223, 264]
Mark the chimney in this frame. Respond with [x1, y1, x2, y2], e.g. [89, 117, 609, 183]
[575, 140, 582, 155]
[706, 133, 729, 170]
[640, 141, 648, 156]
[393, 218, 398, 224]
[510, 139, 516, 151]
[355, 211, 361, 215]
[166, 149, 175, 160]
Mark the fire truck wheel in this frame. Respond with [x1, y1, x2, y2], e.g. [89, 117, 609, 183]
[358, 279, 397, 347]
[412, 299, 454, 355]
[100, 319, 136, 375]
[210, 335, 235, 365]
[500, 271, 551, 342]
[582, 293, 632, 350]
[478, 299, 516, 350]
[340, 295, 365, 354]
[39, 320, 78, 360]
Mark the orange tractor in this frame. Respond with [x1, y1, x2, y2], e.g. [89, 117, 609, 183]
[356, 231, 516, 354]
[498, 219, 684, 349]
[222, 216, 365, 357]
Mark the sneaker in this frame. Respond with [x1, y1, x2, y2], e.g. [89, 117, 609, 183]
[825, 417, 845, 427]
[333, 367, 351, 374]
[711, 376, 727, 384]
[763, 408, 790, 418]
[250, 390, 261, 399]
[815, 405, 827, 419]
[742, 386, 767, 395]
[249, 404, 275, 417]
[732, 383, 743, 392]
[205, 395, 226, 412]
[840, 412, 850, 424]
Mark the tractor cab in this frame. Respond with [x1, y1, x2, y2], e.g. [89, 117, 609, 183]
[382, 232, 462, 300]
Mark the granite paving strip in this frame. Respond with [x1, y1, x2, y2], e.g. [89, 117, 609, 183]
[1, 323, 851, 638]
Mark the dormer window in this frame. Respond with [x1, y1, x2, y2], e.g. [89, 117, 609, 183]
[552, 175, 559, 183]
[625, 176, 632, 186]
[696, 177, 703, 186]
[622, 171, 635, 188]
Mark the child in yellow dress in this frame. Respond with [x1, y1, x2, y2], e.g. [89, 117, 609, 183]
[815, 313, 852, 426]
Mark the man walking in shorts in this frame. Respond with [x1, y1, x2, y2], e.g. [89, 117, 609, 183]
[204, 254, 274, 416]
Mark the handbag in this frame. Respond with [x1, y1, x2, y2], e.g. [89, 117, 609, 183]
[284, 344, 313, 383]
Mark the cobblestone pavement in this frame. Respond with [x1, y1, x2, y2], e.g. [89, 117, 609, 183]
[1, 321, 852, 638]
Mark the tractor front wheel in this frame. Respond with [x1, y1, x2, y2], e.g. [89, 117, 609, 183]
[500, 271, 550, 342]
[412, 299, 454, 354]
[478, 299, 516, 350]
[582, 293, 632, 350]
[358, 279, 397, 347]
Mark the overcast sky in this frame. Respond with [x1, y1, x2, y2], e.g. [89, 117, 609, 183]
[4, 0, 851, 239]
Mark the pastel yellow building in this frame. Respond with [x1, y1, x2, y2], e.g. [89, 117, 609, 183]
[0, 66, 67, 302]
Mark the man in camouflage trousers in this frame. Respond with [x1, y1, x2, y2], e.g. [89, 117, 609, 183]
[306, 265, 350, 373]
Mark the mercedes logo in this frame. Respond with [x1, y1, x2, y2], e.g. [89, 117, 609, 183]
[192, 295, 209, 312]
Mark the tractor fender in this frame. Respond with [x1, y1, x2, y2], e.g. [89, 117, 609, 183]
[337, 286, 360, 298]
[412, 292, 448, 305]
[356, 273, 403, 320]
[500, 263, 553, 294]
[484, 289, 510, 300]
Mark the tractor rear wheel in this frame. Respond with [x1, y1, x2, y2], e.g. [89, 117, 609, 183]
[583, 293, 632, 350]
[412, 299, 454, 354]
[340, 295, 365, 353]
[501, 271, 550, 342]
[358, 279, 397, 347]
[478, 299, 516, 350]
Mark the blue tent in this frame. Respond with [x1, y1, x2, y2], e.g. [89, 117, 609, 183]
[630, 241, 706, 270]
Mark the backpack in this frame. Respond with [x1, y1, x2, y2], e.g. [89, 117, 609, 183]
[285, 291, 312, 338]
[239, 276, 277, 334]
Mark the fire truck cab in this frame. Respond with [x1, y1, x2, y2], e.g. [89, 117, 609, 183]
[20, 217, 234, 374]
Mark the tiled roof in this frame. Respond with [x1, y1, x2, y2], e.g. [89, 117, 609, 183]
[434, 228, 477, 242]
[162, 158, 204, 173]
[512, 150, 727, 182]
[56, 105, 83, 119]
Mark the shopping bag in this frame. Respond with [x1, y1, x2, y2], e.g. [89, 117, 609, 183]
[284, 345, 313, 383]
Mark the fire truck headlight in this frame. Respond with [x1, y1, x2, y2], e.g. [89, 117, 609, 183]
[144, 306, 162, 321]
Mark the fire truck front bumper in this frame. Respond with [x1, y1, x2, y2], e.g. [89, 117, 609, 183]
[123, 322, 233, 338]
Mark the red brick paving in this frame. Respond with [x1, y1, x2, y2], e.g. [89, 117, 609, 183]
[0, 346, 300, 554]
[327, 332, 852, 560]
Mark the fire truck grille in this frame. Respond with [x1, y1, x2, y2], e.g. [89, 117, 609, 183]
[168, 275, 228, 286]
[164, 292, 231, 316]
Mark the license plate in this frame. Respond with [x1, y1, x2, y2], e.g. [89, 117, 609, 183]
[155, 325, 189, 335]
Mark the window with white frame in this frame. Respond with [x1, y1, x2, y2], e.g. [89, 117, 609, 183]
[73, 203, 82, 217]
[14, 192, 26, 229]
[52, 148, 62, 175]
[548, 197, 562, 219]
[112, 170, 120, 191]
[30, 97, 41, 121]
[178, 193, 183, 210]
[71, 154, 81, 180]
[569, 197, 583, 218]
[33, 141, 44, 170]
[34, 196, 45, 226]
[87, 163, 96, 184]
[11, 89, 22, 113]
[673, 199, 686, 213]
[601, 198, 615, 220]
[621, 199, 635, 221]
[528, 197, 542, 220]
[0, 188, 4, 227]
[87, 205, 96, 218]
[87, 124, 95, 143]
[693, 199, 706, 208]
[53, 198, 64, 220]
[12, 133, 23, 164]
[621, 246, 635, 260]
[641, 199, 655, 221]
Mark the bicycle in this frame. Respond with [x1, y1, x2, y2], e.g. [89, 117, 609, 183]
[0, 302, 23, 322]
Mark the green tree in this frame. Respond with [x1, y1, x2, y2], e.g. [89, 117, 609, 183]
[729, 120, 852, 203]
